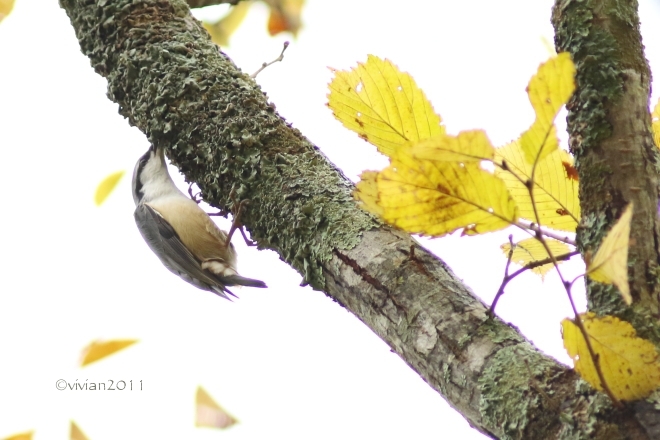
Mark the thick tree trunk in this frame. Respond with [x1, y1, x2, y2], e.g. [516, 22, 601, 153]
[552, 0, 660, 345]
[59, 0, 660, 437]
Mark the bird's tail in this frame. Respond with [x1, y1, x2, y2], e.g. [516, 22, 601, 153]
[223, 275, 267, 288]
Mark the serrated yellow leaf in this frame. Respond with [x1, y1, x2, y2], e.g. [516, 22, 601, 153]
[562, 313, 660, 401]
[2, 432, 33, 440]
[94, 170, 125, 206]
[196, 386, 238, 429]
[203, 2, 252, 47]
[354, 171, 384, 217]
[80, 339, 138, 366]
[328, 55, 444, 157]
[520, 52, 575, 165]
[495, 140, 579, 232]
[501, 237, 569, 277]
[652, 98, 660, 150]
[0, 0, 15, 23]
[355, 131, 518, 236]
[587, 204, 633, 304]
[70, 421, 90, 440]
[411, 130, 494, 162]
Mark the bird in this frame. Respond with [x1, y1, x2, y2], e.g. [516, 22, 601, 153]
[132, 145, 267, 299]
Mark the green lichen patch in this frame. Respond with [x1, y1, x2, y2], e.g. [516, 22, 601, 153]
[60, 0, 380, 289]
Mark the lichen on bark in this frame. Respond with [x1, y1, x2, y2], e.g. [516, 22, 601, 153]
[60, 0, 378, 289]
[553, 0, 660, 342]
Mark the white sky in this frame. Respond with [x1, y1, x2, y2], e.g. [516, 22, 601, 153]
[1, 1, 660, 439]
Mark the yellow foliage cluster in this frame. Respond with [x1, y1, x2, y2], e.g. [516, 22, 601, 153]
[328, 53, 576, 238]
[563, 313, 660, 401]
[328, 53, 659, 402]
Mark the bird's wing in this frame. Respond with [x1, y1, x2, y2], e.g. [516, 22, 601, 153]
[134, 203, 237, 299]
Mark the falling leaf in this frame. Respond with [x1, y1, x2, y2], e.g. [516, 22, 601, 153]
[587, 204, 633, 304]
[265, 0, 304, 36]
[652, 98, 660, 150]
[196, 386, 238, 429]
[0, 0, 14, 23]
[94, 170, 125, 206]
[70, 421, 90, 440]
[2, 432, 33, 440]
[355, 130, 518, 236]
[80, 339, 138, 366]
[501, 237, 570, 277]
[328, 55, 444, 157]
[519, 52, 575, 165]
[495, 140, 579, 232]
[203, 2, 252, 47]
[562, 313, 660, 401]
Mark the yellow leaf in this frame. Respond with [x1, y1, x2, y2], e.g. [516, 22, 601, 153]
[2, 432, 33, 440]
[411, 130, 494, 162]
[80, 339, 138, 366]
[266, 0, 304, 37]
[94, 170, 125, 206]
[355, 131, 518, 236]
[587, 203, 633, 304]
[0, 0, 15, 23]
[495, 140, 579, 232]
[70, 421, 90, 440]
[328, 55, 444, 157]
[520, 52, 575, 165]
[196, 386, 238, 429]
[562, 313, 660, 401]
[652, 98, 660, 150]
[501, 237, 569, 277]
[354, 171, 384, 217]
[203, 2, 252, 47]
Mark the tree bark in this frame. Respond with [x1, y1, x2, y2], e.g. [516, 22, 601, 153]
[59, 0, 660, 438]
[552, 0, 660, 345]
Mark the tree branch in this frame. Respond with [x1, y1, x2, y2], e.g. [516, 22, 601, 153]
[553, 0, 660, 342]
[58, 0, 655, 437]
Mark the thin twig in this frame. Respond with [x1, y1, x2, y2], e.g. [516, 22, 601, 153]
[251, 41, 290, 78]
[515, 220, 576, 246]
[490, 248, 580, 316]
[525, 129, 622, 408]
[490, 235, 516, 317]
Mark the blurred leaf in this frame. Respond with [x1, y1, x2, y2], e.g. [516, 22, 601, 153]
[0, 0, 15, 23]
[265, 0, 304, 36]
[587, 203, 633, 304]
[2, 432, 33, 440]
[501, 237, 569, 277]
[70, 421, 90, 440]
[652, 98, 660, 150]
[495, 140, 579, 231]
[203, 2, 252, 46]
[563, 312, 660, 401]
[328, 55, 444, 157]
[196, 386, 238, 429]
[520, 52, 575, 165]
[80, 339, 138, 366]
[94, 170, 125, 206]
[355, 130, 517, 236]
